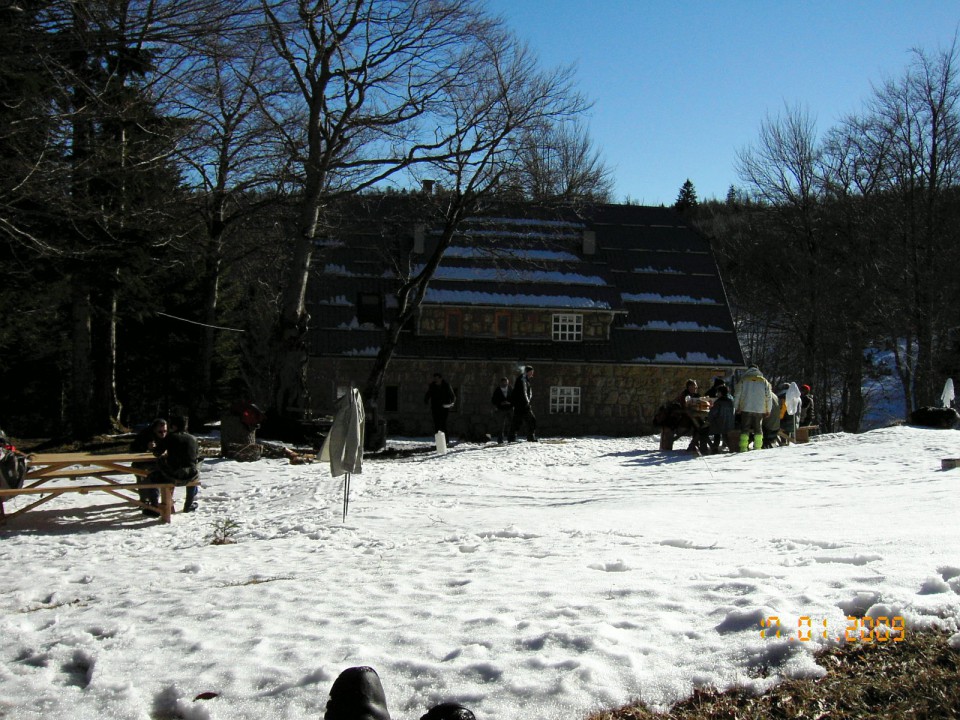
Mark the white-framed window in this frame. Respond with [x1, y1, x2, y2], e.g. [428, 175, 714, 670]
[550, 386, 581, 414]
[552, 313, 583, 342]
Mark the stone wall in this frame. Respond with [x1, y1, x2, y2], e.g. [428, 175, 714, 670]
[307, 357, 721, 440]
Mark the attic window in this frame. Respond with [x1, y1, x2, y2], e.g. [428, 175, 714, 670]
[550, 386, 581, 414]
[552, 313, 583, 342]
[357, 293, 383, 325]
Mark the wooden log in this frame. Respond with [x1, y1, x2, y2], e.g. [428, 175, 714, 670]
[727, 429, 742, 452]
[942, 458, 960, 470]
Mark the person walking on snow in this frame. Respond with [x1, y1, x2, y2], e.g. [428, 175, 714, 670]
[490, 377, 514, 444]
[424, 373, 456, 435]
[509, 366, 537, 442]
[734, 366, 772, 451]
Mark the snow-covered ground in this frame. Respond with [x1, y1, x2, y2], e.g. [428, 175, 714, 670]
[2, 427, 959, 720]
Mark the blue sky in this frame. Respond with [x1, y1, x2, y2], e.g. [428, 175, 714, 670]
[484, 0, 960, 205]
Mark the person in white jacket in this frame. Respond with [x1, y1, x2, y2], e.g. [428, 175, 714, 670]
[734, 366, 772, 451]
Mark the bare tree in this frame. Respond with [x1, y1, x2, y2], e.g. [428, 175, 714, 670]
[500, 120, 613, 202]
[258, 0, 585, 418]
[359, 34, 586, 423]
[859, 41, 960, 409]
[166, 17, 290, 418]
[734, 104, 875, 431]
[736, 105, 826, 376]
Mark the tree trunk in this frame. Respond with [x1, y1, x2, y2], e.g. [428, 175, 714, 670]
[70, 279, 94, 438]
[841, 338, 865, 432]
[274, 188, 322, 417]
[198, 249, 221, 421]
[91, 278, 121, 432]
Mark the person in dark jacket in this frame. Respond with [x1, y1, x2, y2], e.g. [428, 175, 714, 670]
[674, 379, 700, 406]
[131, 418, 166, 505]
[509, 366, 537, 442]
[799, 384, 816, 427]
[705, 376, 727, 399]
[490, 376, 513, 444]
[144, 414, 200, 514]
[706, 385, 735, 453]
[132, 418, 168, 454]
[424, 373, 456, 434]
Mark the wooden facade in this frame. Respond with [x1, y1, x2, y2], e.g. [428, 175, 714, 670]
[305, 201, 745, 439]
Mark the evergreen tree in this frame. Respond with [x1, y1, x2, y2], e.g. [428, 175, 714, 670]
[674, 179, 699, 212]
[725, 184, 740, 207]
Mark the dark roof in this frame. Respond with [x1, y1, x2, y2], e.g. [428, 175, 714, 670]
[306, 200, 744, 368]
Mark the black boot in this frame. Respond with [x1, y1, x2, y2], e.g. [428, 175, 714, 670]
[421, 703, 476, 720]
[183, 485, 199, 513]
[324, 666, 391, 720]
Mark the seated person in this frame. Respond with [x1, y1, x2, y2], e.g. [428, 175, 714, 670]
[705, 376, 727, 398]
[672, 379, 703, 452]
[674, 379, 699, 406]
[142, 415, 200, 515]
[132, 418, 166, 505]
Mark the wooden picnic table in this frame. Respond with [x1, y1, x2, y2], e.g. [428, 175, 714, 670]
[659, 398, 712, 451]
[0, 452, 199, 525]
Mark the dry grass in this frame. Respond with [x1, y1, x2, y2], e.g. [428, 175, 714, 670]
[586, 630, 959, 719]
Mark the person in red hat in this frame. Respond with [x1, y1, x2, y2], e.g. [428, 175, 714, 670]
[799, 384, 816, 427]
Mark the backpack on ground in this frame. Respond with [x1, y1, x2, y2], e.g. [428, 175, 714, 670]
[0, 444, 27, 490]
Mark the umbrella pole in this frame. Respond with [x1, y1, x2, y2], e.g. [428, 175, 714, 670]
[342, 472, 351, 522]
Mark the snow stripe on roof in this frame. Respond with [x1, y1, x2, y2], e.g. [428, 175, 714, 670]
[428, 266, 607, 286]
[622, 293, 721, 305]
[424, 289, 612, 309]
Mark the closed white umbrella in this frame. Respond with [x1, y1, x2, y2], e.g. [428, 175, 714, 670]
[941, 378, 955, 408]
[319, 388, 365, 521]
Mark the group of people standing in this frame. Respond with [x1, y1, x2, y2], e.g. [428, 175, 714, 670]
[489, 366, 537, 443]
[677, 366, 815, 455]
[424, 366, 539, 444]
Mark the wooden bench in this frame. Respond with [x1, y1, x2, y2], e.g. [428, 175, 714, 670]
[0, 452, 200, 526]
[0, 479, 200, 524]
[795, 425, 819, 443]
